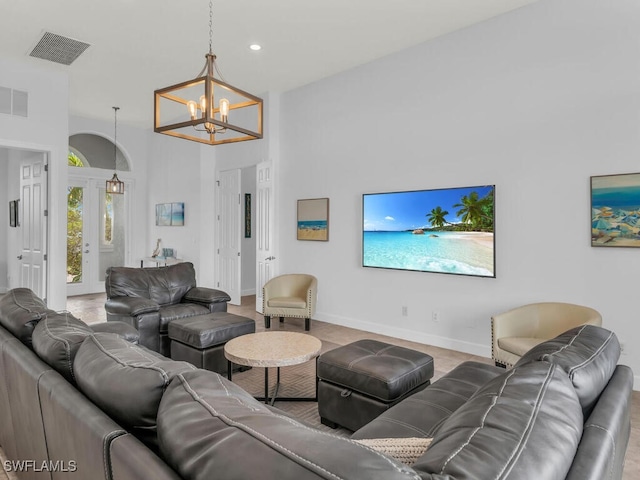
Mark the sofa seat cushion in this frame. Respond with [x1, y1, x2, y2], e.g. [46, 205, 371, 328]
[317, 339, 434, 402]
[32, 312, 94, 383]
[157, 370, 419, 480]
[74, 333, 195, 448]
[498, 336, 545, 357]
[412, 362, 583, 480]
[515, 324, 620, 416]
[352, 361, 504, 440]
[267, 296, 306, 309]
[0, 288, 55, 347]
[158, 304, 210, 333]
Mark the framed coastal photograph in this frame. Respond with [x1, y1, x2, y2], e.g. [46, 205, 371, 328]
[591, 172, 640, 248]
[297, 198, 329, 241]
[155, 203, 172, 226]
[171, 202, 185, 226]
[362, 185, 495, 278]
[155, 202, 184, 226]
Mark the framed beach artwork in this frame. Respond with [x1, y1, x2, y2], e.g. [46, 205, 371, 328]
[362, 185, 495, 278]
[591, 172, 640, 248]
[156, 202, 185, 226]
[297, 198, 329, 241]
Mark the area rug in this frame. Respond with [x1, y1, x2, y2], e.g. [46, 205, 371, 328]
[229, 339, 351, 438]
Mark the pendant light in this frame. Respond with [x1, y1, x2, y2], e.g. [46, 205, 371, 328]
[153, 0, 263, 146]
[106, 106, 125, 194]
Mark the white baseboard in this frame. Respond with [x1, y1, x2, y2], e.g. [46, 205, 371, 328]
[0, 287, 7, 294]
[241, 288, 256, 296]
[315, 311, 491, 358]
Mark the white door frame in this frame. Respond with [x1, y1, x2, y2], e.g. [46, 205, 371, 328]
[255, 160, 278, 313]
[216, 169, 242, 305]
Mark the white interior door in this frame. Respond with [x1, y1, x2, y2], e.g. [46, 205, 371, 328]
[256, 161, 277, 313]
[19, 156, 48, 300]
[217, 169, 242, 305]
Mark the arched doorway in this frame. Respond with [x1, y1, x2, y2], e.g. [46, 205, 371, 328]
[67, 133, 131, 296]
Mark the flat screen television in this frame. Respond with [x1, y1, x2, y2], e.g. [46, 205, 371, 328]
[362, 185, 495, 278]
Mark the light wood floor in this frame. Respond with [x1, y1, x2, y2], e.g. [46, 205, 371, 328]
[2, 293, 637, 478]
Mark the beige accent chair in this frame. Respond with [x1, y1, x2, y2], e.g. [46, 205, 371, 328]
[263, 274, 317, 331]
[491, 302, 602, 368]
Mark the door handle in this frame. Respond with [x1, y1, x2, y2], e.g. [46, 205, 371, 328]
[17, 255, 23, 260]
[265, 256, 276, 261]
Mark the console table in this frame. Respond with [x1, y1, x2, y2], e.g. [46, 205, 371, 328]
[140, 257, 183, 268]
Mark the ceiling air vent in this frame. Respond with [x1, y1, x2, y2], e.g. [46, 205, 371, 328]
[29, 32, 90, 66]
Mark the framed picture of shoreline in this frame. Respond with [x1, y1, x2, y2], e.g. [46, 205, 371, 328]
[155, 202, 185, 226]
[297, 198, 329, 241]
[591, 172, 640, 248]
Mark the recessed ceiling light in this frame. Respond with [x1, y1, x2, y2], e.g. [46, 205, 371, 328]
[249, 44, 262, 51]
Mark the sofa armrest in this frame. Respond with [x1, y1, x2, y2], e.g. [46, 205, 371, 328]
[183, 287, 230, 306]
[105, 297, 159, 317]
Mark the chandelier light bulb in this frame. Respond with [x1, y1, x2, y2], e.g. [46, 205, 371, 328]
[219, 98, 229, 122]
[187, 100, 198, 120]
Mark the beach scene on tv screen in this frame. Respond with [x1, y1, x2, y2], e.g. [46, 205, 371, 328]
[363, 185, 495, 277]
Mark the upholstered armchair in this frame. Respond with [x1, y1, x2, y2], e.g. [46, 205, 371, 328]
[105, 262, 230, 356]
[491, 302, 602, 368]
[263, 274, 317, 331]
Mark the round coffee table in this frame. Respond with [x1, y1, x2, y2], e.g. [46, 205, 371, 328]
[224, 331, 322, 405]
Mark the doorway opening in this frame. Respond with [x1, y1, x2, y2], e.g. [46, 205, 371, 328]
[67, 134, 130, 296]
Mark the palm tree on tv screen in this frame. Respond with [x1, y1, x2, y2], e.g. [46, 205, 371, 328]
[427, 206, 449, 229]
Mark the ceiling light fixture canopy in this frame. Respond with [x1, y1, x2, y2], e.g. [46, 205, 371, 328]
[153, 0, 263, 146]
[106, 106, 125, 194]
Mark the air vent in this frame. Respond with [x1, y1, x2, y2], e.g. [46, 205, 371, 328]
[29, 32, 90, 66]
[0, 86, 28, 117]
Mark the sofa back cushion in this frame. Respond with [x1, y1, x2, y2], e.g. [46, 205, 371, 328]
[105, 262, 197, 306]
[514, 325, 619, 416]
[32, 312, 94, 383]
[158, 370, 419, 480]
[0, 288, 54, 347]
[74, 333, 195, 449]
[413, 362, 583, 480]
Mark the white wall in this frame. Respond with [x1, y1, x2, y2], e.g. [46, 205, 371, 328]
[278, 0, 640, 386]
[0, 150, 7, 292]
[0, 57, 69, 309]
[147, 133, 203, 269]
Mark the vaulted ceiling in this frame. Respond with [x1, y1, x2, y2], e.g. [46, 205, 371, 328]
[0, 0, 537, 127]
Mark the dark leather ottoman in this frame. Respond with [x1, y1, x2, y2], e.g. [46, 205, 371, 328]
[317, 339, 434, 431]
[168, 312, 255, 375]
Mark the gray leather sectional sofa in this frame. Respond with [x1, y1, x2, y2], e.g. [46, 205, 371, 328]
[0, 287, 633, 479]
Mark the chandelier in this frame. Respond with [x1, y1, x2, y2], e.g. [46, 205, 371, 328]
[153, 1, 263, 146]
[106, 106, 125, 194]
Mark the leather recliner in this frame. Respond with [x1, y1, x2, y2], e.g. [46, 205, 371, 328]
[104, 262, 230, 356]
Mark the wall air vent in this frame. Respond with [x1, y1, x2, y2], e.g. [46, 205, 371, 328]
[29, 32, 90, 66]
[0, 85, 28, 117]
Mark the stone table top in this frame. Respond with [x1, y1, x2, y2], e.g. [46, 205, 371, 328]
[224, 332, 322, 368]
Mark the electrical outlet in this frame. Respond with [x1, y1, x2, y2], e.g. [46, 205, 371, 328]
[401, 306, 408, 317]
[432, 311, 440, 322]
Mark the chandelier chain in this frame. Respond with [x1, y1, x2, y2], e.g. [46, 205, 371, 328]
[209, 0, 213, 54]
[113, 106, 119, 162]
